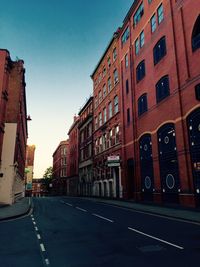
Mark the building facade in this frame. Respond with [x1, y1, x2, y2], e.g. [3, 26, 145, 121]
[52, 140, 69, 195]
[67, 116, 80, 196]
[91, 31, 124, 198]
[0, 58, 28, 204]
[25, 145, 36, 196]
[119, 0, 200, 207]
[78, 96, 93, 196]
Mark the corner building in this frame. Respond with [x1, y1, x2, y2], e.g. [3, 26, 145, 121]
[91, 31, 124, 198]
[119, 0, 200, 207]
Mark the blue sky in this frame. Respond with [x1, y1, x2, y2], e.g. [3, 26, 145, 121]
[0, 0, 133, 177]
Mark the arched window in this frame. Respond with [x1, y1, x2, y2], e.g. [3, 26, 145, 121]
[192, 15, 200, 52]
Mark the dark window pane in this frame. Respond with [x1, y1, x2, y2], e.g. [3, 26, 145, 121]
[156, 75, 170, 103]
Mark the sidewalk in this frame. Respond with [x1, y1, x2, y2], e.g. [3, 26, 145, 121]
[0, 197, 32, 221]
[84, 197, 200, 224]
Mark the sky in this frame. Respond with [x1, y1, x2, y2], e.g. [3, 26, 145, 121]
[0, 0, 133, 178]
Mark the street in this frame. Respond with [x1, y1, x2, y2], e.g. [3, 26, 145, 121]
[0, 197, 200, 267]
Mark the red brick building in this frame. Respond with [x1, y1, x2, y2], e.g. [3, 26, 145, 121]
[52, 140, 69, 195]
[25, 145, 36, 195]
[0, 50, 11, 163]
[0, 56, 28, 204]
[119, 0, 200, 207]
[78, 96, 93, 196]
[91, 31, 123, 198]
[67, 115, 80, 195]
[53, 140, 69, 178]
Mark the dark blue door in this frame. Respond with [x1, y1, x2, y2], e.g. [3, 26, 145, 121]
[187, 108, 200, 206]
[139, 134, 154, 201]
[157, 123, 180, 203]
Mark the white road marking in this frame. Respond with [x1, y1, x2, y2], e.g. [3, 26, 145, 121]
[35, 226, 38, 231]
[76, 207, 87, 212]
[32, 218, 35, 221]
[65, 202, 72, 206]
[45, 259, 50, 265]
[33, 221, 36, 225]
[92, 213, 113, 223]
[40, 243, 46, 252]
[37, 234, 41, 240]
[128, 227, 184, 250]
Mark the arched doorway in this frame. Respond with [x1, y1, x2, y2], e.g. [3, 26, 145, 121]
[139, 134, 154, 201]
[187, 108, 200, 206]
[157, 123, 180, 203]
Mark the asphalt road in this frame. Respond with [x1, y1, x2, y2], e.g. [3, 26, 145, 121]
[0, 197, 200, 267]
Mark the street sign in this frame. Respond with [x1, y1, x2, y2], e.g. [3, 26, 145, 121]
[107, 155, 120, 161]
[107, 162, 120, 167]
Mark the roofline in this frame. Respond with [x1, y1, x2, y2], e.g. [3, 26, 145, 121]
[67, 117, 80, 135]
[122, 0, 139, 26]
[52, 140, 68, 157]
[78, 96, 93, 115]
[90, 30, 120, 79]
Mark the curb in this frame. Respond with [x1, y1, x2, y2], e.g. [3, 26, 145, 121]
[77, 197, 200, 224]
[0, 197, 33, 222]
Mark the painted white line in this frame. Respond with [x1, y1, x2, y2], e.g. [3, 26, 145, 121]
[45, 259, 50, 265]
[31, 215, 33, 218]
[92, 213, 113, 223]
[33, 221, 36, 225]
[35, 226, 38, 231]
[37, 234, 41, 240]
[40, 243, 46, 252]
[75, 207, 87, 212]
[65, 202, 72, 206]
[32, 218, 35, 221]
[60, 200, 65, 203]
[128, 227, 184, 250]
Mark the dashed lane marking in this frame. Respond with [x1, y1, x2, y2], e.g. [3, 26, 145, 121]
[40, 243, 46, 252]
[35, 226, 38, 231]
[92, 213, 114, 223]
[128, 227, 184, 250]
[45, 258, 50, 265]
[37, 234, 41, 240]
[75, 207, 87, 212]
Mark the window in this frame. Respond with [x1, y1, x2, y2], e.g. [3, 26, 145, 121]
[153, 36, 166, 65]
[157, 4, 164, 24]
[109, 129, 113, 147]
[136, 60, 145, 82]
[148, 0, 152, 3]
[103, 67, 106, 77]
[138, 93, 148, 116]
[133, 2, 144, 27]
[108, 102, 112, 118]
[127, 108, 130, 124]
[103, 133, 107, 150]
[195, 83, 200, 101]
[98, 90, 102, 103]
[135, 38, 139, 55]
[140, 30, 145, 47]
[95, 116, 98, 130]
[103, 84, 106, 98]
[121, 27, 130, 45]
[95, 96, 98, 108]
[98, 73, 102, 83]
[156, 75, 170, 103]
[113, 47, 117, 61]
[114, 69, 119, 84]
[108, 57, 111, 68]
[108, 77, 112, 92]
[114, 95, 119, 114]
[126, 79, 129, 94]
[103, 107, 107, 123]
[99, 112, 102, 127]
[192, 15, 200, 52]
[125, 53, 129, 68]
[151, 14, 157, 33]
[115, 125, 119, 143]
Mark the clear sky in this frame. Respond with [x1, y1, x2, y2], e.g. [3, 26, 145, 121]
[0, 0, 133, 178]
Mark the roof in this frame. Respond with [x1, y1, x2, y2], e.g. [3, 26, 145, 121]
[90, 30, 120, 78]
